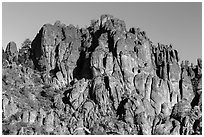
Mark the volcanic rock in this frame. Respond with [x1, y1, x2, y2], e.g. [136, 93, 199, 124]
[5, 41, 18, 63]
[2, 14, 202, 135]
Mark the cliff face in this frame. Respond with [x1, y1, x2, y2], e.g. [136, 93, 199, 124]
[2, 15, 202, 135]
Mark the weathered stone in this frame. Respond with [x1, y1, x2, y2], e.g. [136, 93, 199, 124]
[142, 98, 155, 118]
[45, 110, 55, 132]
[181, 68, 194, 102]
[104, 52, 114, 76]
[92, 76, 109, 114]
[134, 72, 148, 97]
[116, 38, 135, 56]
[135, 40, 153, 74]
[144, 75, 153, 101]
[59, 62, 68, 84]
[112, 30, 126, 47]
[170, 119, 181, 135]
[132, 97, 145, 115]
[124, 105, 134, 125]
[82, 100, 95, 118]
[197, 58, 202, 69]
[56, 71, 66, 88]
[150, 76, 171, 114]
[169, 61, 180, 82]
[2, 14, 202, 135]
[120, 53, 137, 92]
[198, 92, 202, 111]
[2, 48, 8, 61]
[108, 76, 123, 110]
[52, 77, 60, 90]
[32, 24, 60, 71]
[2, 58, 9, 68]
[5, 41, 18, 63]
[135, 112, 151, 135]
[171, 100, 191, 122]
[112, 57, 124, 83]
[2, 96, 9, 118]
[154, 121, 173, 135]
[100, 14, 126, 32]
[29, 110, 37, 124]
[98, 33, 108, 48]
[126, 32, 137, 41]
[38, 108, 46, 127]
[22, 110, 29, 123]
[3, 96, 18, 119]
[31, 23, 81, 86]
[197, 76, 202, 93]
[161, 102, 171, 118]
[68, 78, 89, 110]
[91, 48, 107, 77]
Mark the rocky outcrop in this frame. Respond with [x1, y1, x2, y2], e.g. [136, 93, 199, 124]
[5, 41, 18, 63]
[2, 14, 202, 135]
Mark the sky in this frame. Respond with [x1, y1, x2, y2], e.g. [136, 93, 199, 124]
[2, 2, 202, 63]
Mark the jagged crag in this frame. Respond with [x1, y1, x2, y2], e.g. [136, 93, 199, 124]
[2, 15, 202, 135]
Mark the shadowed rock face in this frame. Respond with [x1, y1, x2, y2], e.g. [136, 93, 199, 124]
[2, 15, 202, 135]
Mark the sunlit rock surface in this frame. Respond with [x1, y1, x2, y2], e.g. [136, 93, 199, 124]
[2, 15, 202, 135]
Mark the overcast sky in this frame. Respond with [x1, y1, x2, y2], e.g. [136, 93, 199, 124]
[2, 2, 201, 63]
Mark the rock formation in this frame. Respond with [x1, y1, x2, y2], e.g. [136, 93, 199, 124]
[2, 15, 202, 135]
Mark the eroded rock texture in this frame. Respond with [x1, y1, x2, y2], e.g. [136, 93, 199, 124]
[2, 15, 202, 135]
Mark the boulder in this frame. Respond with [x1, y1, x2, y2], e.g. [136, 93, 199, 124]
[5, 41, 18, 63]
[2, 96, 18, 119]
[45, 110, 55, 132]
[29, 110, 37, 124]
[38, 108, 46, 127]
[22, 110, 29, 123]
